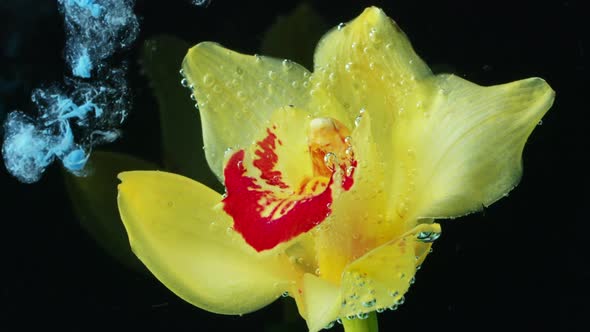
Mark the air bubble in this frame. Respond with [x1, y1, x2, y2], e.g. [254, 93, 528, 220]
[345, 62, 353, 72]
[354, 115, 362, 127]
[337, 22, 347, 30]
[345, 147, 355, 159]
[356, 312, 369, 320]
[362, 299, 377, 308]
[268, 70, 276, 80]
[282, 59, 293, 70]
[281, 291, 289, 297]
[417, 231, 441, 243]
[180, 78, 189, 87]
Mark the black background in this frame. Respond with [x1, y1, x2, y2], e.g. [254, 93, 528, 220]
[0, 0, 587, 331]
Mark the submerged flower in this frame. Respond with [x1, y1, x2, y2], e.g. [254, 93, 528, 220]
[117, 7, 553, 331]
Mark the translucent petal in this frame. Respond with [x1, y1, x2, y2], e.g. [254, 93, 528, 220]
[312, 6, 432, 147]
[182, 42, 313, 180]
[315, 111, 402, 284]
[117, 171, 297, 314]
[339, 223, 440, 317]
[388, 75, 554, 219]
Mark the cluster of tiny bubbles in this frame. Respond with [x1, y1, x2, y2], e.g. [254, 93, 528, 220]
[2, 0, 141, 183]
[416, 231, 441, 243]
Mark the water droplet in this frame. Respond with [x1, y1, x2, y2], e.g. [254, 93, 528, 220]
[324, 152, 337, 171]
[268, 70, 276, 80]
[180, 78, 189, 87]
[417, 231, 441, 243]
[362, 299, 377, 308]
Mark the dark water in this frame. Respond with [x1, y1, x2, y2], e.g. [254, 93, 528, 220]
[1, 0, 586, 331]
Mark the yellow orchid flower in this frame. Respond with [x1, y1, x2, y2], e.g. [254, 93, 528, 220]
[117, 6, 554, 332]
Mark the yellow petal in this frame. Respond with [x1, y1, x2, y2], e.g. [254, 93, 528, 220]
[390, 75, 554, 219]
[312, 6, 432, 143]
[339, 223, 440, 317]
[182, 42, 313, 180]
[301, 273, 341, 332]
[117, 171, 296, 314]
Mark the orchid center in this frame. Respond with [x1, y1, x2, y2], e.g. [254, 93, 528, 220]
[222, 114, 357, 252]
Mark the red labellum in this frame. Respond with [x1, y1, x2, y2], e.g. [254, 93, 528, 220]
[223, 130, 333, 252]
